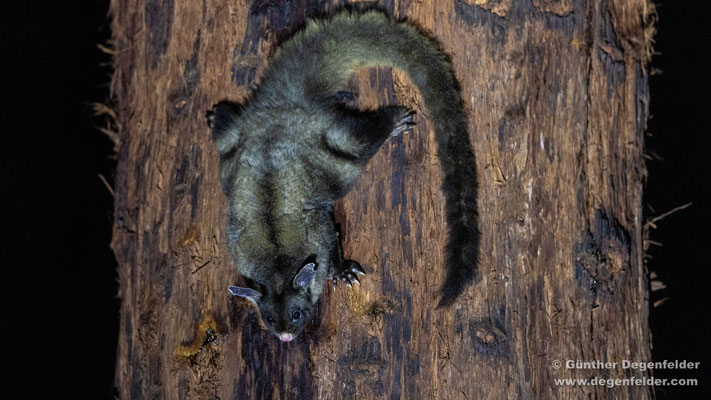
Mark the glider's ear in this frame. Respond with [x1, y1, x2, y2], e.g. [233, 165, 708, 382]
[228, 286, 261, 304]
[293, 262, 317, 289]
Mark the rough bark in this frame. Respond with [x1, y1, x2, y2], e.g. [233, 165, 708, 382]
[111, 0, 654, 398]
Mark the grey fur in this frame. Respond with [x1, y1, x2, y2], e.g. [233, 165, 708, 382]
[208, 10, 479, 340]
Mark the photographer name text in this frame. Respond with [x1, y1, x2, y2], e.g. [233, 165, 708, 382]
[564, 359, 699, 372]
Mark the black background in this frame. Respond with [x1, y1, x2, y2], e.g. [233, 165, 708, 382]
[644, 1, 710, 398]
[1, 0, 708, 398]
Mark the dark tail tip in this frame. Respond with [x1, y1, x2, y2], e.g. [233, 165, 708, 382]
[437, 222, 479, 308]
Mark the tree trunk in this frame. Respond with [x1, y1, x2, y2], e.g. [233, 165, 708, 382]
[110, 0, 654, 398]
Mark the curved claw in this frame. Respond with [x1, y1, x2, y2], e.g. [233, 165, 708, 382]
[351, 264, 366, 276]
[350, 274, 361, 286]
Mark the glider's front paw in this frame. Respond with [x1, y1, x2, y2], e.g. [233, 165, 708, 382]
[331, 260, 366, 289]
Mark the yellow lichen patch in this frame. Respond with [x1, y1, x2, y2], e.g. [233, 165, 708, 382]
[463, 0, 513, 17]
[178, 226, 200, 247]
[345, 286, 397, 320]
[531, 0, 573, 16]
[345, 285, 371, 315]
[174, 315, 219, 360]
[570, 35, 584, 50]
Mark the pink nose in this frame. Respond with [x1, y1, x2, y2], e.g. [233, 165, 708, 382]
[279, 333, 294, 342]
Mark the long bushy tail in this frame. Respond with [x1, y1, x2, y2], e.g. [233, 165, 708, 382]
[266, 10, 479, 307]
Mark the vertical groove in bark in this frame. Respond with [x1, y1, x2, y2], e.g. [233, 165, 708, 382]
[110, 0, 654, 398]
